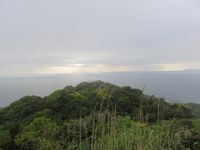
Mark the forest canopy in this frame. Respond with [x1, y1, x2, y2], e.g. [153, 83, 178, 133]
[0, 81, 197, 150]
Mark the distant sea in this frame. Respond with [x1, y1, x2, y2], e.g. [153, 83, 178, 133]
[0, 70, 200, 106]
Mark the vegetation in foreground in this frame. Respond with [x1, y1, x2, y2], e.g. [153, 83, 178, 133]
[0, 81, 200, 150]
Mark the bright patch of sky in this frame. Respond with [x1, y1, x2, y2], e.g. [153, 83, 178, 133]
[1, 0, 200, 76]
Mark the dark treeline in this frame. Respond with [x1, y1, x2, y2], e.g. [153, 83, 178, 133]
[0, 81, 194, 149]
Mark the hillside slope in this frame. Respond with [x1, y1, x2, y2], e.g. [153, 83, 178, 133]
[0, 81, 192, 123]
[184, 103, 200, 119]
[0, 81, 193, 149]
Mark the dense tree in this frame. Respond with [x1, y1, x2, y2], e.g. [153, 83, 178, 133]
[0, 81, 195, 149]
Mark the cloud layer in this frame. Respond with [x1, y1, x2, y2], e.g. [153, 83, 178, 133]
[1, 0, 200, 76]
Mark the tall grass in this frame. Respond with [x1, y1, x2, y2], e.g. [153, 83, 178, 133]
[15, 88, 198, 150]
[60, 88, 191, 150]
[61, 109, 184, 150]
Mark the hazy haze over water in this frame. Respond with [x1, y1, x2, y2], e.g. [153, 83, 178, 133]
[1, 1, 200, 106]
[0, 71, 200, 107]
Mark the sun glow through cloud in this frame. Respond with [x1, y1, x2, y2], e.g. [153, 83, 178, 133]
[1, 0, 200, 77]
[34, 62, 200, 75]
[38, 64, 139, 74]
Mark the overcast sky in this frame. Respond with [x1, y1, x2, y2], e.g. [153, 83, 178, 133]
[1, 0, 200, 76]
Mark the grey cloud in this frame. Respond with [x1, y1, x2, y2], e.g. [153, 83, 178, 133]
[0, 0, 200, 76]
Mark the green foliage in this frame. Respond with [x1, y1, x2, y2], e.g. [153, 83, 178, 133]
[15, 117, 59, 150]
[0, 81, 196, 150]
[184, 103, 200, 119]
